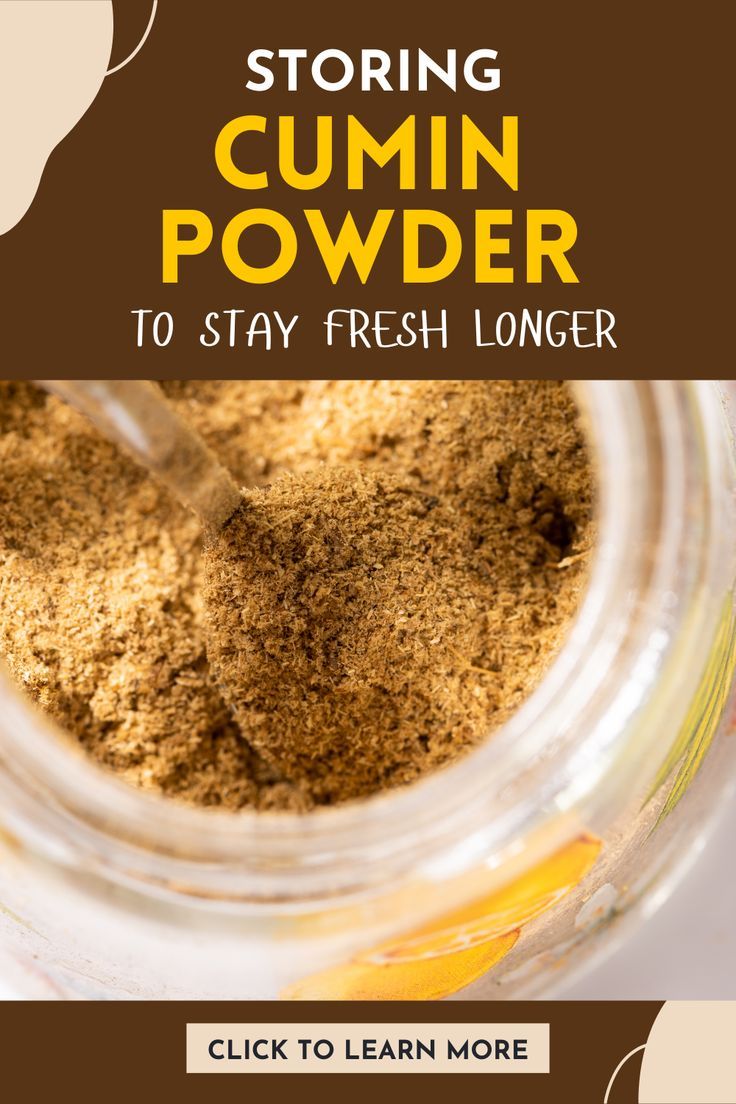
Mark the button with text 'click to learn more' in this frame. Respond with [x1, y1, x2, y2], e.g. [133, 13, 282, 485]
[185, 1023, 550, 1074]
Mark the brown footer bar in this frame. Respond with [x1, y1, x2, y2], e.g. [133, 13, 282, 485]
[0, 1000, 661, 1103]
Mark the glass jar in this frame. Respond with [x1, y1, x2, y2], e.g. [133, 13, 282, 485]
[0, 379, 734, 1000]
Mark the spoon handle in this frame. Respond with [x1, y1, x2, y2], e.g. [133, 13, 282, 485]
[37, 379, 242, 530]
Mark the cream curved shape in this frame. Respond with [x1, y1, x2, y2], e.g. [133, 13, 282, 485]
[638, 1002, 736, 1104]
[0, 0, 113, 235]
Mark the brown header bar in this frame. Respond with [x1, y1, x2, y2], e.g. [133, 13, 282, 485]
[0, 0, 727, 379]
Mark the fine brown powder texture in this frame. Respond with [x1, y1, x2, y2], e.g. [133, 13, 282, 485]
[204, 468, 497, 801]
[0, 380, 594, 810]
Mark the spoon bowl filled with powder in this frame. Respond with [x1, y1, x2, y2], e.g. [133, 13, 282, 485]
[203, 467, 495, 802]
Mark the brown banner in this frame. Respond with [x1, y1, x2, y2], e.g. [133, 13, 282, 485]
[0, 999, 661, 1101]
[0, 0, 727, 378]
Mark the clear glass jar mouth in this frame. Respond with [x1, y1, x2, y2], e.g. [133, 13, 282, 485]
[0, 380, 731, 902]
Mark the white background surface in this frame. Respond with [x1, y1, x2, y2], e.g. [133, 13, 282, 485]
[1, 792, 734, 1001]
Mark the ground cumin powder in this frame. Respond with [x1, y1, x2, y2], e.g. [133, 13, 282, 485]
[0, 380, 594, 810]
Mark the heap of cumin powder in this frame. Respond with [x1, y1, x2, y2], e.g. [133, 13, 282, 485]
[0, 380, 594, 810]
